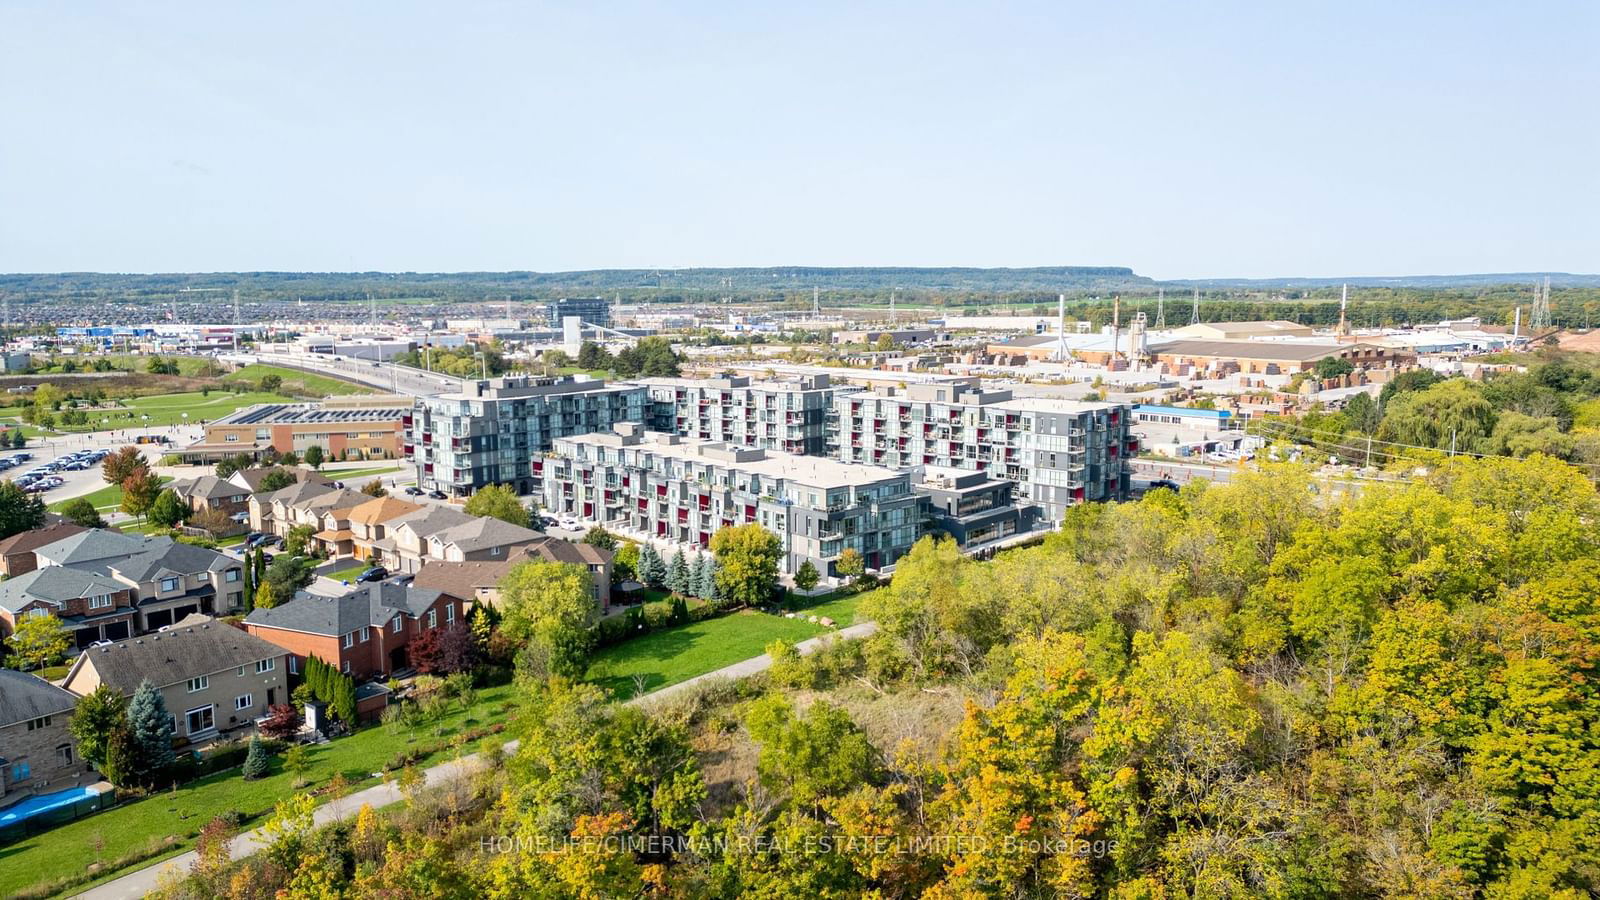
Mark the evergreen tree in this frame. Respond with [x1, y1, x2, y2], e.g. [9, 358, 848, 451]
[242, 735, 271, 780]
[333, 675, 357, 724]
[126, 680, 175, 784]
[667, 550, 690, 594]
[637, 544, 664, 587]
[693, 554, 715, 599]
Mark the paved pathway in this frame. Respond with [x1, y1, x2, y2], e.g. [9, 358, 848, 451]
[72, 620, 878, 899]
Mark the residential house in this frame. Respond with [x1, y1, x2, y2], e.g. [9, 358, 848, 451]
[31, 530, 247, 630]
[61, 618, 289, 745]
[228, 466, 331, 495]
[0, 669, 92, 806]
[310, 498, 365, 559]
[244, 582, 465, 680]
[344, 497, 423, 562]
[412, 534, 614, 611]
[424, 516, 542, 564]
[166, 475, 251, 520]
[279, 488, 367, 540]
[374, 505, 477, 574]
[0, 523, 87, 577]
[99, 541, 248, 628]
[0, 567, 137, 649]
[248, 479, 337, 535]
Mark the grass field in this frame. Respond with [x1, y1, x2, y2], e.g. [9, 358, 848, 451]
[47, 475, 170, 513]
[46, 391, 294, 433]
[222, 363, 376, 398]
[324, 563, 374, 583]
[0, 684, 518, 900]
[323, 464, 404, 479]
[584, 597, 866, 700]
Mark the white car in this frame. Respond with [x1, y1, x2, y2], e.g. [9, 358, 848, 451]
[558, 517, 579, 530]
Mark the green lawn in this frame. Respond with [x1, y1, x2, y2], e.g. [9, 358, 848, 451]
[222, 363, 376, 398]
[47, 475, 170, 514]
[51, 391, 295, 433]
[0, 684, 517, 900]
[323, 465, 404, 479]
[325, 563, 374, 582]
[586, 607, 839, 699]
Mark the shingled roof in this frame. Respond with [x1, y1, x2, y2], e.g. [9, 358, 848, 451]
[245, 582, 454, 637]
[0, 522, 87, 558]
[64, 619, 284, 695]
[0, 669, 78, 727]
[0, 566, 127, 615]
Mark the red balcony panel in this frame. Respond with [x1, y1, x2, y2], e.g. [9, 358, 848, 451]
[583, 503, 593, 517]
[530, 460, 543, 473]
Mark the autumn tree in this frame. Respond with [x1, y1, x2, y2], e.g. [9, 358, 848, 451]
[710, 523, 782, 608]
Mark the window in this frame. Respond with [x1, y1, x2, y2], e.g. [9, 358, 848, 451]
[427, 609, 437, 628]
[26, 715, 51, 731]
[160, 577, 179, 592]
[255, 658, 275, 674]
[342, 632, 354, 649]
[445, 602, 455, 624]
[224, 434, 238, 442]
[288, 656, 299, 675]
[187, 675, 208, 692]
[56, 744, 72, 765]
[10, 761, 30, 782]
[341, 660, 351, 674]
[185, 705, 215, 735]
[88, 594, 112, 610]
[225, 569, 240, 583]
[392, 617, 402, 633]
[236, 666, 246, 677]
[234, 694, 253, 711]
[359, 626, 370, 643]
[195, 572, 209, 584]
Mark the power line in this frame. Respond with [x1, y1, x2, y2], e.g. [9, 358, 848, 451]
[1246, 416, 1600, 473]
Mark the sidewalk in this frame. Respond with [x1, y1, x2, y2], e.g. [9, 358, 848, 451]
[72, 620, 878, 899]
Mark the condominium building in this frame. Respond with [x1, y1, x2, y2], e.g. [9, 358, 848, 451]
[406, 375, 648, 497]
[831, 379, 1135, 519]
[540, 424, 922, 576]
[639, 373, 856, 456]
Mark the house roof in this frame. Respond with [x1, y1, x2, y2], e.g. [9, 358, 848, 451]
[429, 516, 542, 553]
[0, 522, 88, 558]
[0, 566, 127, 614]
[245, 582, 454, 637]
[294, 489, 368, 515]
[0, 669, 78, 727]
[261, 479, 339, 507]
[34, 529, 158, 567]
[347, 496, 424, 526]
[106, 539, 234, 583]
[171, 475, 248, 501]
[231, 467, 332, 494]
[389, 505, 477, 538]
[521, 535, 612, 567]
[65, 620, 284, 695]
[412, 536, 611, 599]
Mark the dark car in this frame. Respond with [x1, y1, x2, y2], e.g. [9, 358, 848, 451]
[355, 566, 388, 584]
[403, 486, 423, 496]
[427, 490, 447, 500]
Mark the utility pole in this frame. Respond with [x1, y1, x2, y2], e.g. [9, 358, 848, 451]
[368, 293, 376, 329]
[1450, 428, 1457, 458]
[232, 289, 240, 352]
[1154, 288, 1165, 329]
[813, 287, 820, 318]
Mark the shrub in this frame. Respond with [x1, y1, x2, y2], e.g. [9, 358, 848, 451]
[240, 736, 271, 780]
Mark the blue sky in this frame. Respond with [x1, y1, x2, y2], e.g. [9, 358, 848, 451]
[1, 1, 1595, 278]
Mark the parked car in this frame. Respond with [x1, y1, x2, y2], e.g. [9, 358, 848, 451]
[427, 490, 447, 500]
[355, 566, 389, 584]
[558, 516, 579, 530]
[403, 486, 423, 496]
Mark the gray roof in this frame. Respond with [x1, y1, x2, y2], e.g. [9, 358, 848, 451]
[390, 504, 476, 537]
[172, 475, 247, 501]
[34, 529, 156, 567]
[430, 516, 541, 552]
[261, 479, 339, 507]
[0, 669, 78, 727]
[245, 582, 452, 638]
[0, 522, 88, 558]
[66, 620, 284, 694]
[107, 539, 235, 583]
[0, 566, 127, 614]
[1148, 339, 1374, 362]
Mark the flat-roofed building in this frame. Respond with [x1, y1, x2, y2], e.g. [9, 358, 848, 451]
[541, 425, 922, 576]
[639, 373, 856, 456]
[1170, 320, 1315, 341]
[832, 380, 1134, 520]
[1147, 340, 1411, 375]
[407, 375, 647, 498]
[183, 397, 408, 463]
[914, 466, 1041, 548]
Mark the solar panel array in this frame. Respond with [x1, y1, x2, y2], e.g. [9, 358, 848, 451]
[218, 404, 405, 426]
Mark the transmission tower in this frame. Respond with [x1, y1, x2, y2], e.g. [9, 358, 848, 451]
[1154, 288, 1165, 329]
[1531, 276, 1552, 331]
[1190, 288, 1200, 325]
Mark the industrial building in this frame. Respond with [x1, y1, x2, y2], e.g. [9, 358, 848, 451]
[830, 379, 1134, 519]
[540, 424, 923, 577]
[407, 374, 647, 497]
[639, 372, 858, 456]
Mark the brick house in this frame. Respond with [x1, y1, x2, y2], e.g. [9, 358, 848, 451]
[0, 523, 87, 578]
[412, 535, 614, 611]
[0, 669, 93, 807]
[243, 582, 466, 680]
[166, 475, 251, 519]
[31, 530, 247, 631]
[0, 567, 138, 650]
[61, 617, 289, 745]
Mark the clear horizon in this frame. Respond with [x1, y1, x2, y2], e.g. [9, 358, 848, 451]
[2, 2, 1595, 278]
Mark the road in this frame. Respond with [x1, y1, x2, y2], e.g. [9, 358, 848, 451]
[223, 350, 464, 398]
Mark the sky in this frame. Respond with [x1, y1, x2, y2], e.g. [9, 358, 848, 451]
[1, 1, 1596, 279]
